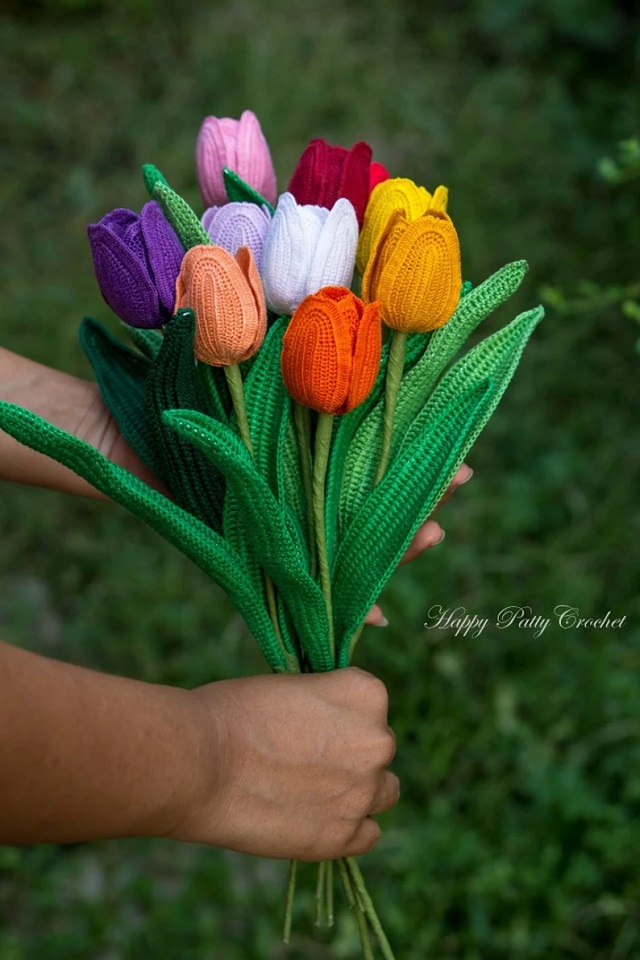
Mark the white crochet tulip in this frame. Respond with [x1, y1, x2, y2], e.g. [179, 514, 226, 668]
[260, 192, 359, 315]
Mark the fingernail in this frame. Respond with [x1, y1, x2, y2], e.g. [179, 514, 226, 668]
[375, 616, 389, 628]
[459, 466, 474, 484]
[435, 530, 446, 545]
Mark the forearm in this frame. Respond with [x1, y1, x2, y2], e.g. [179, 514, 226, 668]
[0, 640, 207, 845]
[0, 347, 161, 498]
[0, 347, 107, 496]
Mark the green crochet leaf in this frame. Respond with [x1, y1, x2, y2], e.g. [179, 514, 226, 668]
[399, 306, 544, 456]
[120, 322, 163, 361]
[223, 167, 275, 215]
[78, 317, 159, 477]
[152, 181, 211, 250]
[244, 316, 290, 492]
[280, 415, 312, 560]
[145, 310, 225, 530]
[163, 409, 333, 672]
[142, 163, 170, 198]
[332, 380, 495, 664]
[0, 402, 287, 673]
[337, 259, 530, 534]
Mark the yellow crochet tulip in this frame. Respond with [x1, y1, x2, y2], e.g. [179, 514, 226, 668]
[356, 177, 449, 274]
[362, 208, 461, 333]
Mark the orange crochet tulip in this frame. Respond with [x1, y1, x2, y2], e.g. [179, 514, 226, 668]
[362, 208, 461, 333]
[175, 243, 267, 366]
[281, 286, 382, 415]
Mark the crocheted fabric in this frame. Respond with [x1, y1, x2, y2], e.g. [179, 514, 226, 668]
[0, 153, 543, 679]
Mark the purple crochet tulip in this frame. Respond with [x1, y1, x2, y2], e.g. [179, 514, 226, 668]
[201, 202, 271, 269]
[87, 201, 184, 328]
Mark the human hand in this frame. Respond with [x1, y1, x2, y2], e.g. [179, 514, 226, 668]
[172, 667, 398, 861]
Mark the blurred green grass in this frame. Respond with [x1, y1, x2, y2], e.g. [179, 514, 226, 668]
[1, 0, 639, 957]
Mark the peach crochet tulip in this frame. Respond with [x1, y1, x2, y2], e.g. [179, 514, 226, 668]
[357, 177, 449, 275]
[281, 286, 382, 415]
[362, 209, 461, 334]
[175, 244, 267, 366]
[196, 110, 277, 209]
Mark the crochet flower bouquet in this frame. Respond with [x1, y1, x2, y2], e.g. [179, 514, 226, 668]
[0, 110, 543, 957]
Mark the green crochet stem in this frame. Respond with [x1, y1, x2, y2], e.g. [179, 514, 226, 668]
[313, 412, 335, 665]
[326, 859, 334, 927]
[293, 402, 317, 578]
[225, 365, 254, 456]
[282, 859, 298, 944]
[338, 859, 374, 959]
[315, 861, 327, 926]
[225, 362, 290, 666]
[374, 331, 407, 486]
[347, 857, 396, 960]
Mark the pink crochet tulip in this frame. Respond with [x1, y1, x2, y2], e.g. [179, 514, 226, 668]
[196, 110, 277, 209]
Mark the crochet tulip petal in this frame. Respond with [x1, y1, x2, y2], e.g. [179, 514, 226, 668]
[140, 200, 185, 318]
[196, 117, 229, 208]
[236, 109, 277, 206]
[340, 300, 382, 414]
[288, 138, 331, 206]
[338, 141, 372, 227]
[306, 198, 358, 297]
[357, 176, 432, 274]
[377, 212, 462, 332]
[87, 219, 164, 328]
[177, 245, 264, 367]
[203, 202, 271, 268]
[260, 193, 310, 314]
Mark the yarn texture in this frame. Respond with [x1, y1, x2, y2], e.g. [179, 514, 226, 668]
[0, 112, 546, 958]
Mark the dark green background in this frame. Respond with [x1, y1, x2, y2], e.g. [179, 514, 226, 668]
[1, 1, 639, 957]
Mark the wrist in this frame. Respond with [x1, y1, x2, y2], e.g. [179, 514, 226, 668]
[158, 682, 229, 845]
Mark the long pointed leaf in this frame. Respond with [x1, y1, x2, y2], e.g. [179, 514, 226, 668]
[332, 381, 495, 661]
[78, 316, 159, 475]
[0, 402, 286, 672]
[337, 260, 531, 535]
[120, 322, 163, 361]
[163, 410, 333, 672]
[145, 311, 225, 530]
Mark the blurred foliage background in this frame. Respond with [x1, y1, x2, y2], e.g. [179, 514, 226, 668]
[1, 0, 639, 957]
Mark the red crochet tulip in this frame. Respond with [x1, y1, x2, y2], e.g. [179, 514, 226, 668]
[288, 139, 389, 228]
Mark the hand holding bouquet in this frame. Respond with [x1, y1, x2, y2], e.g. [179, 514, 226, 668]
[0, 109, 543, 957]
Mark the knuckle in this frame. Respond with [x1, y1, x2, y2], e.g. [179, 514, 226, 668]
[361, 674, 389, 711]
[353, 820, 381, 856]
[378, 730, 396, 767]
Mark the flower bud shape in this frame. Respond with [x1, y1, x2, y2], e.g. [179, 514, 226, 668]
[281, 286, 382, 415]
[357, 177, 449, 275]
[175, 244, 267, 366]
[288, 138, 389, 228]
[260, 193, 359, 316]
[87, 201, 184, 328]
[196, 110, 277, 209]
[362, 209, 461, 334]
[202, 202, 272, 269]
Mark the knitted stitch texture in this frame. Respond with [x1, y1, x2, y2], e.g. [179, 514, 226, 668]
[196, 110, 277, 209]
[362, 209, 462, 333]
[357, 177, 448, 275]
[176, 245, 267, 367]
[0, 402, 287, 672]
[288, 138, 378, 228]
[336, 261, 537, 535]
[87, 201, 184, 328]
[281, 287, 382, 415]
[260, 193, 359, 316]
[202, 202, 272, 268]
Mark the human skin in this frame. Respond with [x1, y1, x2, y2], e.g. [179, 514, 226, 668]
[0, 346, 471, 854]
